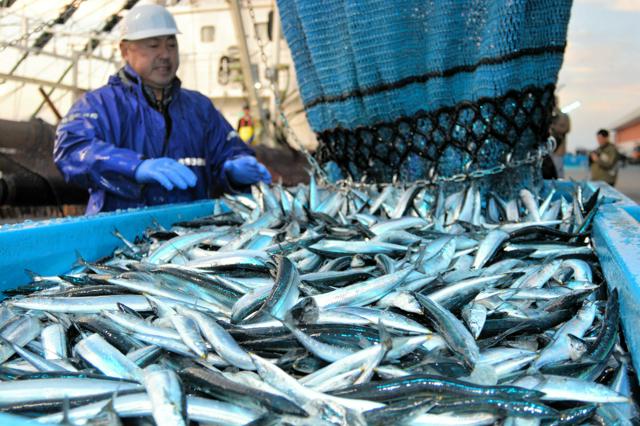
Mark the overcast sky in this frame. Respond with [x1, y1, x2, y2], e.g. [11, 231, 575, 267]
[557, 0, 640, 151]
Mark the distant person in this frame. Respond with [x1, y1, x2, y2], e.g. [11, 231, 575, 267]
[549, 99, 571, 178]
[54, 4, 271, 214]
[590, 129, 620, 186]
[237, 103, 255, 145]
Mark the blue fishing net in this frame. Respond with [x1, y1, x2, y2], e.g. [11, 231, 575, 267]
[277, 0, 573, 193]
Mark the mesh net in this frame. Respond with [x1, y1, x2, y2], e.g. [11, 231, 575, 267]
[277, 0, 573, 193]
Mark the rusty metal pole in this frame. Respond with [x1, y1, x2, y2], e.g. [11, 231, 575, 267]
[37, 87, 63, 122]
[270, 2, 282, 130]
[227, 0, 270, 142]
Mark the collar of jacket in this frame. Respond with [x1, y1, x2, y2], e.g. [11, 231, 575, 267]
[597, 142, 613, 152]
[110, 64, 182, 110]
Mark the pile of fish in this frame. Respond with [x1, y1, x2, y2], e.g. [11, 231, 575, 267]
[0, 178, 637, 426]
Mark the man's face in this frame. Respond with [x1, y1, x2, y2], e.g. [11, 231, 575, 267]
[597, 134, 607, 145]
[120, 35, 179, 89]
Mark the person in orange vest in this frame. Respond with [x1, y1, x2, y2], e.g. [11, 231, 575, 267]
[237, 103, 255, 145]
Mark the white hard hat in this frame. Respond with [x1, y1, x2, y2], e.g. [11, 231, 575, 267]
[121, 4, 180, 41]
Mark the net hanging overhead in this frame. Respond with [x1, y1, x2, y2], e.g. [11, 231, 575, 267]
[277, 0, 573, 192]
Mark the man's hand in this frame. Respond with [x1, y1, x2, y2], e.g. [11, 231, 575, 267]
[590, 152, 598, 163]
[224, 156, 272, 186]
[134, 158, 198, 191]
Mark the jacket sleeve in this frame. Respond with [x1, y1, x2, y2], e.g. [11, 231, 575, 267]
[205, 105, 256, 194]
[54, 92, 144, 199]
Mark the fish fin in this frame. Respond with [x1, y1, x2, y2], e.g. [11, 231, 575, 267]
[70, 318, 89, 340]
[61, 396, 71, 425]
[582, 188, 600, 215]
[23, 269, 41, 282]
[46, 312, 73, 329]
[72, 251, 89, 269]
[494, 272, 524, 289]
[90, 391, 119, 422]
[174, 245, 190, 260]
[289, 297, 319, 324]
[151, 218, 167, 232]
[117, 302, 144, 319]
[374, 254, 393, 275]
[144, 295, 170, 318]
[414, 244, 428, 274]
[352, 221, 375, 239]
[567, 333, 588, 345]
[377, 320, 393, 351]
[477, 321, 533, 350]
[112, 228, 124, 239]
[577, 196, 603, 235]
[466, 363, 498, 386]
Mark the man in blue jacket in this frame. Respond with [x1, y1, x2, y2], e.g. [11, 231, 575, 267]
[54, 4, 271, 214]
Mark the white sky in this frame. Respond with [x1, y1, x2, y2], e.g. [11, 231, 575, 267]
[557, 0, 640, 151]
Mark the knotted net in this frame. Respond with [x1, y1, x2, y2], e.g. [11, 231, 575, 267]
[277, 0, 572, 194]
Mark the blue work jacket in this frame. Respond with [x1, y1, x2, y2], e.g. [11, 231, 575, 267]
[54, 64, 254, 214]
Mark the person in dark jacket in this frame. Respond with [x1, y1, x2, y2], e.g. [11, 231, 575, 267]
[54, 4, 271, 214]
[590, 129, 620, 186]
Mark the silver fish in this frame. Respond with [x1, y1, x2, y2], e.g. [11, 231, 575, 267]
[75, 333, 143, 381]
[143, 365, 187, 426]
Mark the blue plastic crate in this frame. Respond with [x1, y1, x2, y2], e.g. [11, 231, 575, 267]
[0, 183, 638, 381]
[590, 184, 640, 382]
[0, 200, 215, 289]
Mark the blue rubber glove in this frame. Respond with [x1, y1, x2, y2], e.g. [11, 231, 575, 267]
[134, 158, 197, 191]
[224, 156, 272, 186]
